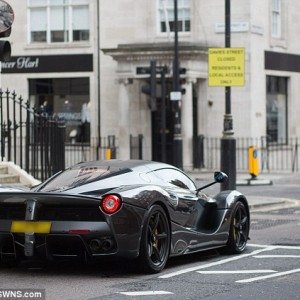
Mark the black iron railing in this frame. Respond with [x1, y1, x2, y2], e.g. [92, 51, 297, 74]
[130, 134, 143, 160]
[194, 136, 300, 173]
[0, 89, 66, 181]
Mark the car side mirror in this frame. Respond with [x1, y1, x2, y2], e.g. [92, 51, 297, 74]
[196, 171, 228, 195]
[214, 171, 228, 183]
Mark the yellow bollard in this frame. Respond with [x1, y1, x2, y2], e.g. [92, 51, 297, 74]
[105, 148, 112, 160]
[248, 146, 259, 179]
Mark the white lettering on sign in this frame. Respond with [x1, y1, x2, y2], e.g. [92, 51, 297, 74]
[215, 22, 249, 33]
[2, 57, 39, 70]
[17, 57, 39, 69]
[1, 61, 16, 68]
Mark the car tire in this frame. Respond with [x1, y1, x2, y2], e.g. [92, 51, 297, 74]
[223, 201, 250, 254]
[138, 204, 170, 273]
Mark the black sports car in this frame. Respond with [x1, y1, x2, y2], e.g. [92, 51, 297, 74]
[0, 160, 250, 273]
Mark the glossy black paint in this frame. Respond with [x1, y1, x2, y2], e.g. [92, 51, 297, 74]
[0, 160, 250, 264]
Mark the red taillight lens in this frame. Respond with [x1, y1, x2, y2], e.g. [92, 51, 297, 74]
[101, 194, 122, 214]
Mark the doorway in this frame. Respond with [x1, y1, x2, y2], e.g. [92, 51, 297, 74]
[151, 78, 174, 164]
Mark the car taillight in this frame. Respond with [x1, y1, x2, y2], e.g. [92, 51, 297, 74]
[101, 194, 122, 214]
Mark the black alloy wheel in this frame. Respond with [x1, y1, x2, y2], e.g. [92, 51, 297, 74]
[224, 201, 250, 254]
[138, 204, 170, 273]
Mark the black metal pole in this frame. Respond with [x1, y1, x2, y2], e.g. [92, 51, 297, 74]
[96, 0, 101, 159]
[161, 67, 166, 163]
[221, 0, 236, 190]
[173, 0, 183, 169]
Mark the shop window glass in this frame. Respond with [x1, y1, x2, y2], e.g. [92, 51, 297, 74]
[29, 78, 90, 144]
[266, 76, 288, 143]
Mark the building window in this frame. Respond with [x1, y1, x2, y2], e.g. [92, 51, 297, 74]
[158, 0, 191, 33]
[29, 77, 90, 143]
[271, 0, 281, 38]
[266, 76, 288, 143]
[28, 0, 89, 43]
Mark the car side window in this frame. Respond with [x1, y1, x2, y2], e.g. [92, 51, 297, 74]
[153, 169, 196, 190]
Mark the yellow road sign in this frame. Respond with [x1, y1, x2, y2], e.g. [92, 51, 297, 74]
[208, 48, 245, 87]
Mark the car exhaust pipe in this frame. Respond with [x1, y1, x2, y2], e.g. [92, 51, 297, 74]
[102, 239, 113, 252]
[89, 239, 102, 253]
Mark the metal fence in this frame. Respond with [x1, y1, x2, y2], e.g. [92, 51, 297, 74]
[194, 136, 300, 173]
[64, 136, 118, 168]
[130, 134, 143, 160]
[0, 90, 66, 181]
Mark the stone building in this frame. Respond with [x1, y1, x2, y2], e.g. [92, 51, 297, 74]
[2, 0, 300, 170]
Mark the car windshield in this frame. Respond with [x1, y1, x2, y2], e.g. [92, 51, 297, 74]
[39, 165, 132, 192]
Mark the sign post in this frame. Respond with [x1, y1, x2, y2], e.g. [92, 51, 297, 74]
[208, 0, 246, 191]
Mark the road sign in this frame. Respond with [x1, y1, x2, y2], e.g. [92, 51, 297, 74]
[208, 48, 245, 87]
[170, 91, 182, 101]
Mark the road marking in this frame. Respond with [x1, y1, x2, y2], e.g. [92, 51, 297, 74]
[197, 270, 277, 274]
[236, 268, 300, 283]
[249, 243, 300, 250]
[159, 246, 275, 279]
[254, 255, 300, 258]
[119, 291, 174, 296]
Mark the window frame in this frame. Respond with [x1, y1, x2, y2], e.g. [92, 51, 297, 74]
[27, 0, 90, 44]
[156, 0, 191, 36]
[271, 0, 281, 38]
[266, 75, 288, 145]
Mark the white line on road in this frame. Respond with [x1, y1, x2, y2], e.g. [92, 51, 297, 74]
[197, 270, 277, 274]
[236, 268, 300, 283]
[253, 255, 300, 258]
[119, 291, 174, 296]
[159, 246, 276, 279]
[249, 243, 300, 250]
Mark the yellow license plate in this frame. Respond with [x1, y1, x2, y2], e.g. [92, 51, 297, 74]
[11, 221, 51, 234]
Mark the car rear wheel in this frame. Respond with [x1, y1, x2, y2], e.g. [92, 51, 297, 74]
[138, 204, 170, 273]
[224, 201, 249, 254]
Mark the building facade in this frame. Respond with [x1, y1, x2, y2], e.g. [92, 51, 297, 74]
[2, 0, 300, 170]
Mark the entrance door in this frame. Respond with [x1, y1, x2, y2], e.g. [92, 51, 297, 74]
[151, 79, 174, 164]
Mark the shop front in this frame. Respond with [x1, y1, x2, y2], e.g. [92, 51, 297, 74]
[2, 54, 93, 145]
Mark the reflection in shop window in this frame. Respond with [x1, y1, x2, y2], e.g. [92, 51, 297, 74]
[266, 76, 288, 144]
[29, 78, 90, 144]
[28, 0, 89, 43]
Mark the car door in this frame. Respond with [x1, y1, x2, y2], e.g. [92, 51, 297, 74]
[152, 168, 202, 228]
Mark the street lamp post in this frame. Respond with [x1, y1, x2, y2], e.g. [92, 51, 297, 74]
[221, 0, 236, 190]
[172, 0, 183, 169]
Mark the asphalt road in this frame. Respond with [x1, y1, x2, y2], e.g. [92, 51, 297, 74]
[0, 207, 299, 299]
[0, 178, 299, 300]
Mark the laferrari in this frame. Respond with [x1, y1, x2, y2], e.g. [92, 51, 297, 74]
[0, 160, 250, 273]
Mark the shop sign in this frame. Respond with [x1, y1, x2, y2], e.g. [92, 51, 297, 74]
[1, 54, 93, 73]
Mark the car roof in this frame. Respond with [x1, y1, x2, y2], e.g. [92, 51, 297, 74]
[72, 159, 178, 172]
